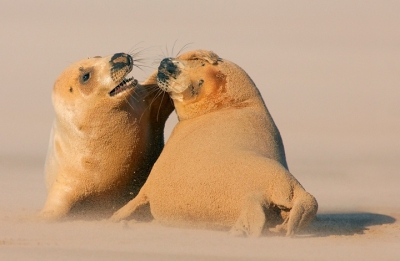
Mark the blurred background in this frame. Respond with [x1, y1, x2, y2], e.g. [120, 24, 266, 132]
[0, 0, 399, 210]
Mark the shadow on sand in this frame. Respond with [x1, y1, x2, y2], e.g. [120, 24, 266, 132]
[303, 212, 396, 237]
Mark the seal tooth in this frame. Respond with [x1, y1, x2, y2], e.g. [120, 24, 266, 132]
[109, 77, 136, 96]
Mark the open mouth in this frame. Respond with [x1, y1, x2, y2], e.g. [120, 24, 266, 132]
[109, 77, 138, 97]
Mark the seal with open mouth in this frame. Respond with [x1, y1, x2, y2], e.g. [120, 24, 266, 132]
[111, 50, 317, 237]
[40, 53, 174, 220]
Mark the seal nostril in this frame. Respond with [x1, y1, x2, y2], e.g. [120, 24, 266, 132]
[110, 53, 133, 73]
[166, 62, 176, 74]
[110, 53, 126, 63]
[159, 58, 177, 74]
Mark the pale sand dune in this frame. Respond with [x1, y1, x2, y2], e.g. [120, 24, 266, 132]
[1, 1, 400, 260]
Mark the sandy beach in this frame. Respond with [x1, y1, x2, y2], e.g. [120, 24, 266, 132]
[1, 1, 399, 260]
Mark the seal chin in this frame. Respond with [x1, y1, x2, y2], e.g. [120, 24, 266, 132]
[157, 71, 185, 94]
[156, 76, 183, 98]
[109, 77, 138, 97]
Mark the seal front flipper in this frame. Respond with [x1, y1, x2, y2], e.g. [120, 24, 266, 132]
[39, 179, 80, 221]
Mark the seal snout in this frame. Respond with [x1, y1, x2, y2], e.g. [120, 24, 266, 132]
[110, 53, 133, 71]
[159, 58, 178, 75]
[109, 53, 136, 97]
[157, 58, 180, 92]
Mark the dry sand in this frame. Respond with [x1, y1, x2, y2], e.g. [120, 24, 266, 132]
[1, 1, 399, 260]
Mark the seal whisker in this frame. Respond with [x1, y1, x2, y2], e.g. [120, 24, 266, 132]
[138, 88, 165, 124]
[130, 57, 151, 68]
[136, 86, 161, 102]
[132, 58, 149, 63]
[132, 86, 160, 120]
[130, 55, 152, 64]
[171, 39, 179, 58]
[131, 60, 152, 69]
[131, 84, 160, 101]
[133, 45, 158, 55]
[135, 83, 159, 96]
[165, 44, 171, 58]
[152, 56, 165, 66]
[127, 41, 145, 55]
[158, 45, 168, 60]
[153, 44, 179, 66]
[176, 42, 194, 57]
[132, 64, 148, 74]
[133, 63, 154, 70]
[127, 87, 140, 102]
[150, 89, 165, 121]
[128, 43, 157, 59]
[156, 91, 169, 122]
[124, 92, 139, 111]
[154, 46, 162, 61]
[151, 89, 166, 122]
[156, 42, 194, 61]
[127, 45, 161, 75]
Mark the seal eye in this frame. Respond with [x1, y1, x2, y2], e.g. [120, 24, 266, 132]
[82, 73, 90, 82]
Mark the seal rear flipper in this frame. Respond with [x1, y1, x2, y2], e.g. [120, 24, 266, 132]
[110, 189, 149, 222]
[285, 192, 318, 236]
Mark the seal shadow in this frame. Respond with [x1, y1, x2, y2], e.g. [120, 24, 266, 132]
[300, 212, 396, 237]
